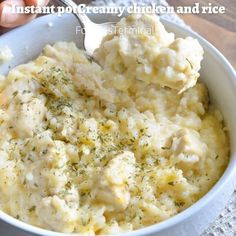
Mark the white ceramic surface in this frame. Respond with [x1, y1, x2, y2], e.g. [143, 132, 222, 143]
[0, 13, 236, 236]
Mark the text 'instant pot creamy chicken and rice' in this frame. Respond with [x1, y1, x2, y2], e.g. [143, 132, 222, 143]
[0, 14, 229, 234]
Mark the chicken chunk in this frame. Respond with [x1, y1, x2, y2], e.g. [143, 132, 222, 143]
[36, 196, 77, 233]
[92, 151, 136, 211]
[9, 98, 46, 138]
[171, 129, 207, 164]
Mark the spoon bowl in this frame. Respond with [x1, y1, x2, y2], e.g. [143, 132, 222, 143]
[57, 0, 115, 55]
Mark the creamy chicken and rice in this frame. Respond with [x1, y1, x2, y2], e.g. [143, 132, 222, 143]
[0, 14, 229, 234]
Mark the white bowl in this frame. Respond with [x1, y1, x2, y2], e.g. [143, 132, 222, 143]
[0, 13, 236, 236]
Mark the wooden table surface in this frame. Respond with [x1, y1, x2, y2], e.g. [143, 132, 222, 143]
[0, 0, 235, 68]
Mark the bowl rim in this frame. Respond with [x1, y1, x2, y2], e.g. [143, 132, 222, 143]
[0, 13, 236, 236]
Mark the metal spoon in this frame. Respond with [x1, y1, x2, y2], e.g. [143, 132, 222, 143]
[57, 0, 115, 56]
